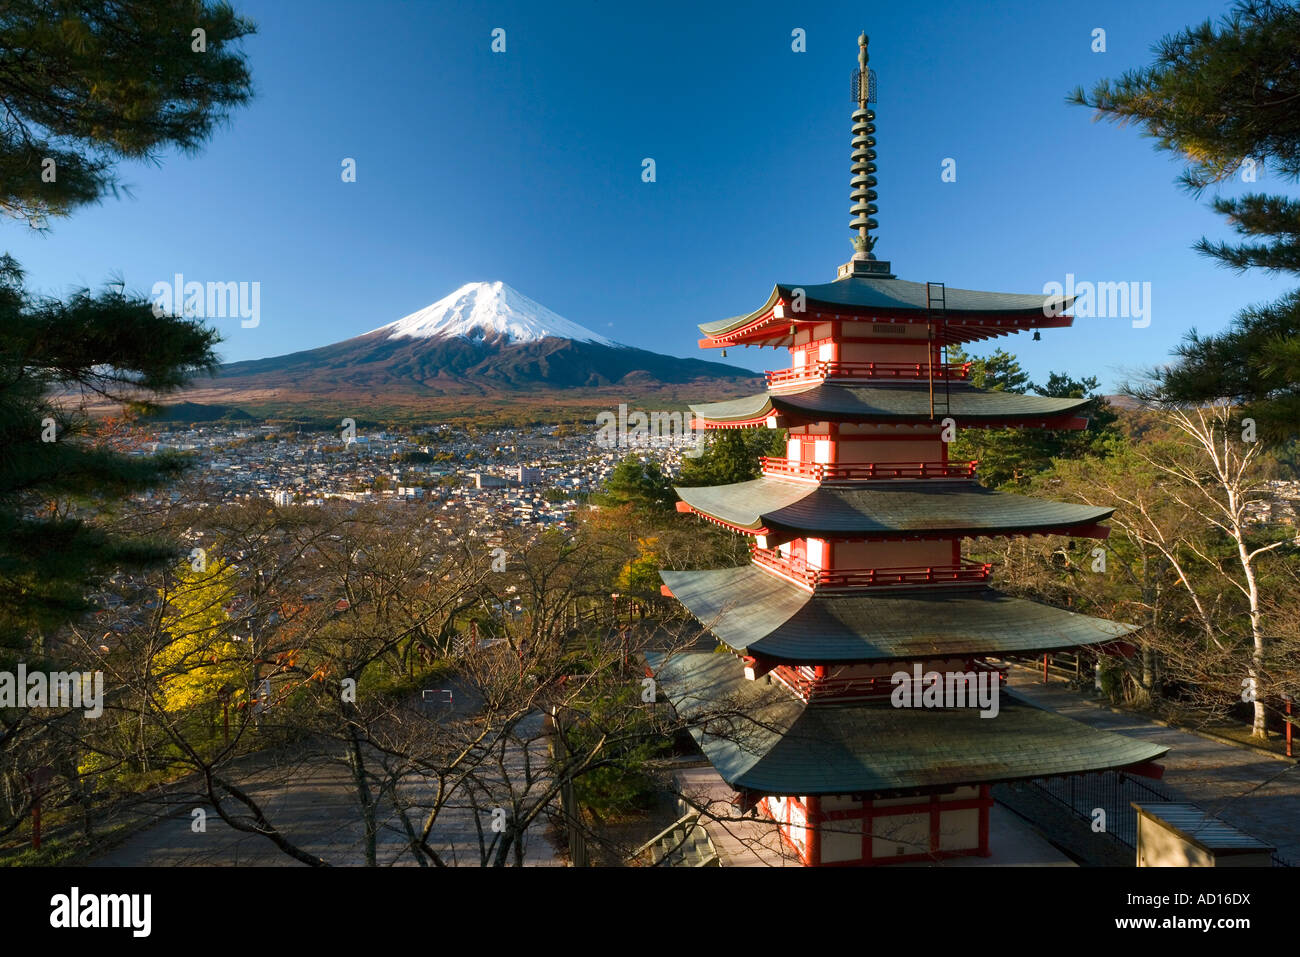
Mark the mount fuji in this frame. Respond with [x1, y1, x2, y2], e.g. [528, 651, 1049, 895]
[372, 281, 621, 348]
[183, 281, 759, 415]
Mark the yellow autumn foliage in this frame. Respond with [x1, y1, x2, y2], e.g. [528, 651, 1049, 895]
[153, 558, 247, 712]
[616, 536, 663, 595]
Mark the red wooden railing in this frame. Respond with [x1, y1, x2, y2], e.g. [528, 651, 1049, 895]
[765, 360, 972, 387]
[773, 660, 1009, 702]
[760, 457, 978, 481]
[751, 547, 993, 590]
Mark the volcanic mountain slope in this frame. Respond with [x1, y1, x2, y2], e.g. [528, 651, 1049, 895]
[190, 281, 760, 409]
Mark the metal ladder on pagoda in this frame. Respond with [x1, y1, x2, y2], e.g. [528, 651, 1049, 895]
[926, 281, 950, 420]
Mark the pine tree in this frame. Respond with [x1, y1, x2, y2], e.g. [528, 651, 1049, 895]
[676, 429, 785, 487]
[0, 1, 255, 653]
[1070, 0, 1300, 436]
[593, 456, 676, 512]
[0, 1, 255, 225]
[949, 349, 1119, 487]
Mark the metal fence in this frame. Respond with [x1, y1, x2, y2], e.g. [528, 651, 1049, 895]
[1029, 771, 1172, 849]
[1029, 771, 1292, 866]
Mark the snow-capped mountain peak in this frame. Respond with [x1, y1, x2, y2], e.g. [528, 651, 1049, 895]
[372, 281, 620, 347]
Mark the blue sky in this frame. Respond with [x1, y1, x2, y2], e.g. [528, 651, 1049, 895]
[6, 0, 1294, 393]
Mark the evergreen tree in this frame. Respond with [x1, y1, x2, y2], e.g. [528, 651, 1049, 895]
[949, 349, 1119, 487]
[1030, 371, 1123, 462]
[0, 1, 255, 224]
[592, 456, 675, 512]
[955, 347, 1031, 394]
[677, 429, 785, 487]
[0, 1, 255, 652]
[0, 259, 221, 649]
[1070, 0, 1300, 436]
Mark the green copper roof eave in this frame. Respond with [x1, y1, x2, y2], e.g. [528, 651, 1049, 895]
[697, 279, 1076, 337]
[700, 313, 755, 335]
[645, 651, 1168, 796]
[674, 477, 1114, 536]
[689, 383, 1090, 425]
[659, 565, 1138, 662]
[698, 289, 783, 336]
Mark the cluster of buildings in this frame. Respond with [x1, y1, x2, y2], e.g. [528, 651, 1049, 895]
[136, 420, 687, 531]
[1247, 480, 1300, 527]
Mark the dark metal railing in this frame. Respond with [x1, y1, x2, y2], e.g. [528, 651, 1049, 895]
[1028, 771, 1171, 850]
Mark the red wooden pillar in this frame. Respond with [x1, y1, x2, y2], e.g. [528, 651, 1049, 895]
[929, 793, 941, 856]
[978, 785, 992, 857]
[1043, 653, 1050, 684]
[805, 795, 821, 866]
[1286, 695, 1293, 759]
[863, 799, 875, 865]
[24, 768, 51, 850]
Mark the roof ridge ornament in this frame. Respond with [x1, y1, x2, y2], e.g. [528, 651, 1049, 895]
[839, 32, 894, 281]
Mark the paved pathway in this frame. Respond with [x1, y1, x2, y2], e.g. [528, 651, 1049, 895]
[1007, 668, 1300, 862]
[90, 707, 563, 867]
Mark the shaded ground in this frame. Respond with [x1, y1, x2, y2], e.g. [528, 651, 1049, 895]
[86, 681, 563, 867]
[1006, 667, 1300, 862]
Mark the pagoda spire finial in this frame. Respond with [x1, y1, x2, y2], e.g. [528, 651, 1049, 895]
[850, 33, 878, 262]
[837, 33, 893, 280]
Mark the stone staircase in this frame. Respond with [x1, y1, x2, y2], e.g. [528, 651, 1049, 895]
[634, 809, 720, 867]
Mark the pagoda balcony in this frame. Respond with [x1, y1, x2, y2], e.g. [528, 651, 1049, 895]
[773, 660, 1010, 703]
[760, 456, 978, 482]
[765, 360, 972, 389]
[751, 547, 993, 591]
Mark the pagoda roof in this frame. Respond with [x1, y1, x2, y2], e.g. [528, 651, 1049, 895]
[674, 477, 1113, 539]
[646, 651, 1168, 796]
[659, 565, 1136, 663]
[690, 382, 1089, 429]
[698, 277, 1074, 348]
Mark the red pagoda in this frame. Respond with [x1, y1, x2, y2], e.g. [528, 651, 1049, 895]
[648, 33, 1167, 866]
